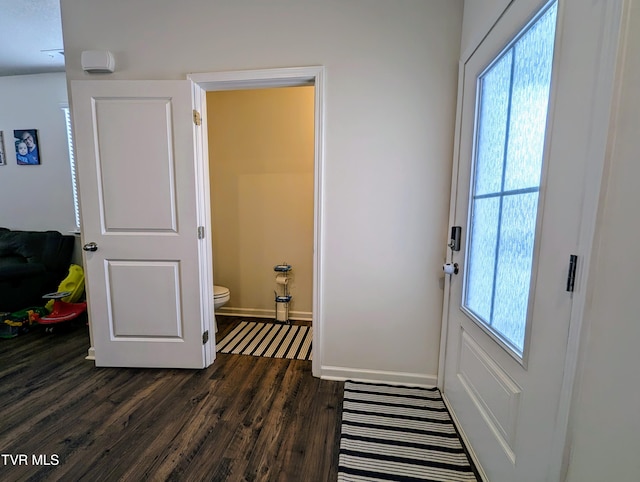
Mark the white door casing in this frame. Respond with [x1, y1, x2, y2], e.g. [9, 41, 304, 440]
[440, 1, 624, 481]
[188, 66, 325, 378]
[72, 80, 213, 368]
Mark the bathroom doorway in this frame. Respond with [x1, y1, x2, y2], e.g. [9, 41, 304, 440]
[207, 86, 314, 323]
[189, 67, 325, 377]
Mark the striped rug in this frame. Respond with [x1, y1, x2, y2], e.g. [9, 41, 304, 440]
[339, 381, 478, 482]
[216, 321, 312, 361]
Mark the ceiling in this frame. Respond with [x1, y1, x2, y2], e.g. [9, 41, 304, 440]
[0, 0, 65, 77]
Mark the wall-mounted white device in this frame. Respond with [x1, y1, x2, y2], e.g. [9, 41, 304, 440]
[81, 50, 115, 73]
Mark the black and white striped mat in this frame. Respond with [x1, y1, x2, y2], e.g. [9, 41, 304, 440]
[339, 381, 478, 481]
[216, 321, 312, 360]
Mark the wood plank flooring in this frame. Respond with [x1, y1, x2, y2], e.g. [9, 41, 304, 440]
[0, 317, 343, 481]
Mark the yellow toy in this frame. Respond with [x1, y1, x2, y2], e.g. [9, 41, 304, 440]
[45, 264, 85, 312]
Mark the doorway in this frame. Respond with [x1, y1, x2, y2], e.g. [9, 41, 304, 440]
[207, 87, 315, 323]
[189, 67, 325, 377]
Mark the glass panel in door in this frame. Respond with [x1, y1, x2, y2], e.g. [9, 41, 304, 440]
[463, 2, 558, 357]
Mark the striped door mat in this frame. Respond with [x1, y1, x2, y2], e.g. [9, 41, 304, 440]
[216, 321, 312, 361]
[339, 380, 478, 481]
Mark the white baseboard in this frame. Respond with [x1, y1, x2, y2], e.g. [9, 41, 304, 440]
[215, 306, 312, 322]
[320, 365, 437, 387]
[85, 346, 95, 361]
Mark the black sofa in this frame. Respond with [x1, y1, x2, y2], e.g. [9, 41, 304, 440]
[0, 228, 75, 313]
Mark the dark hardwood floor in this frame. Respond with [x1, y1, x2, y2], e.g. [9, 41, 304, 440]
[0, 316, 343, 481]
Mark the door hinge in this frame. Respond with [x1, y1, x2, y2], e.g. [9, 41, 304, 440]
[202, 330, 209, 345]
[566, 254, 578, 292]
[193, 109, 202, 126]
[197, 226, 205, 239]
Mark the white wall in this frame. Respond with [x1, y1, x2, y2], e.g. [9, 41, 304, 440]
[59, 0, 464, 384]
[0, 73, 75, 233]
[565, 1, 640, 480]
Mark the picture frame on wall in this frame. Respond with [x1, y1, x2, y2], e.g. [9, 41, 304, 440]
[0, 131, 5, 166]
[14, 129, 40, 165]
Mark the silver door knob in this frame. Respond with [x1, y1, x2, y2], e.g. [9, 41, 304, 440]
[83, 242, 98, 252]
[443, 262, 459, 275]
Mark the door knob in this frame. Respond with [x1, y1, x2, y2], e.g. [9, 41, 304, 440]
[83, 242, 98, 252]
[443, 262, 459, 275]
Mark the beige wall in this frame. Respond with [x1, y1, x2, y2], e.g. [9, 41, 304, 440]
[207, 87, 315, 319]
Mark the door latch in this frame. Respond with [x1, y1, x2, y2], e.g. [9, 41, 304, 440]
[448, 226, 461, 251]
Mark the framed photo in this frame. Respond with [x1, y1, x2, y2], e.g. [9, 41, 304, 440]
[0, 131, 5, 166]
[14, 129, 40, 165]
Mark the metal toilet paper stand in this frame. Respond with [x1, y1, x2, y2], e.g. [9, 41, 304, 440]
[274, 263, 292, 323]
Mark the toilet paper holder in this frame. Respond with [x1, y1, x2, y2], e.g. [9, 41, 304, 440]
[274, 263, 292, 323]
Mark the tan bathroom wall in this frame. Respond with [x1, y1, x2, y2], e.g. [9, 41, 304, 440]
[207, 87, 315, 319]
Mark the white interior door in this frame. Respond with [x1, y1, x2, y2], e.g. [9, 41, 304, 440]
[71, 80, 212, 368]
[441, 0, 620, 480]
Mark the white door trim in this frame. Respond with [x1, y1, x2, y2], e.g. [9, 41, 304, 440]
[437, 59, 465, 391]
[437, 1, 626, 480]
[187, 66, 326, 377]
[191, 81, 216, 367]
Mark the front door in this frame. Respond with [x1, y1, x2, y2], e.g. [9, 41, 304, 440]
[442, 0, 618, 480]
[71, 80, 212, 368]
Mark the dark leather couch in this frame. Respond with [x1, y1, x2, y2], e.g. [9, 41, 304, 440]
[0, 228, 75, 312]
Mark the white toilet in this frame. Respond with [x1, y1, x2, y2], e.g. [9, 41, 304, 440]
[213, 285, 230, 311]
